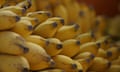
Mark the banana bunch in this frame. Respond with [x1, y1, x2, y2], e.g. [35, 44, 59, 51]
[0, 0, 120, 72]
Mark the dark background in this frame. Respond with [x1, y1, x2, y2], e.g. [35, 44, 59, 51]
[77, 0, 120, 17]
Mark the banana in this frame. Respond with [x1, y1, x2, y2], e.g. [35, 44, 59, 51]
[16, 0, 32, 10]
[95, 36, 111, 50]
[76, 58, 94, 72]
[74, 61, 84, 72]
[0, 10, 20, 30]
[21, 17, 40, 27]
[53, 2, 68, 25]
[47, 17, 64, 29]
[97, 48, 107, 58]
[11, 19, 33, 37]
[33, 20, 58, 38]
[60, 39, 81, 57]
[62, 0, 80, 23]
[27, 11, 51, 23]
[54, 24, 80, 41]
[36, 69, 65, 72]
[106, 47, 120, 61]
[45, 38, 63, 56]
[74, 52, 95, 60]
[0, 54, 30, 72]
[26, 0, 37, 13]
[35, 0, 51, 11]
[0, 31, 29, 55]
[0, 0, 5, 8]
[79, 42, 100, 55]
[107, 65, 120, 72]
[89, 57, 111, 72]
[3, 0, 23, 6]
[24, 42, 55, 70]
[76, 5, 91, 33]
[53, 55, 82, 72]
[0, 6, 26, 16]
[93, 16, 107, 39]
[75, 31, 95, 44]
[25, 35, 46, 48]
[112, 56, 120, 65]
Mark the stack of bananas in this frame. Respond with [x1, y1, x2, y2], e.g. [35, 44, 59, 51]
[0, 0, 120, 72]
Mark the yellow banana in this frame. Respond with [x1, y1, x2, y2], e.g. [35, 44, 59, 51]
[74, 52, 95, 60]
[97, 48, 107, 58]
[60, 39, 81, 57]
[106, 47, 120, 61]
[25, 35, 46, 48]
[95, 36, 111, 50]
[107, 65, 120, 72]
[75, 31, 95, 44]
[0, 6, 26, 16]
[33, 20, 58, 38]
[0, 0, 5, 8]
[47, 17, 64, 29]
[21, 17, 40, 27]
[0, 54, 30, 72]
[36, 69, 65, 72]
[53, 55, 82, 72]
[45, 38, 63, 56]
[11, 19, 33, 37]
[76, 58, 94, 72]
[0, 10, 20, 30]
[16, 0, 32, 10]
[54, 24, 80, 41]
[112, 56, 120, 65]
[24, 42, 55, 70]
[52, 2, 68, 25]
[27, 11, 51, 23]
[3, 0, 23, 6]
[35, 0, 51, 11]
[79, 42, 100, 55]
[89, 57, 111, 72]
[0, 31, 29, 55]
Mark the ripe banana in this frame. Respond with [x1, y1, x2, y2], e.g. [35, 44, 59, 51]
[54, 24, 80, 41]
[0, 6, 26, 16]
[16, 0, 32, 10]
[21, 17, 40, 27]
[53, 3, 68, 25]
[97, 48, 107, 58]
[79, 42, 100, 55]
[45, 38, 63, 56]
[0, 10, 20, 30]
[47, 17, 64, 29]
[36, 69, 65, 72]
[76, 58, 94, 72]
[60, 39, 81, 57]
[33, 20, 58, 38]
[112, 56, 120, 65]
[0, 54, 30, 72]
[0, 31, 29, 55]
[27, 11, 51, 23]
[74, 52, 95, 60]
[75, 31, 95, 44]
[3, 0, 23, 6]
[106, 47, 120, 61]
[53, 55, 82, 72]
[89, 57, 111, 72]
[95, 36, 111, 50]
[25, 35, 46, 48]
[23, 42, 55, 70]
[107, 65, 120, 72]
[11, 19, 33, 37]
[0, 0, 5, 8]
[35, 0, 51, 11]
